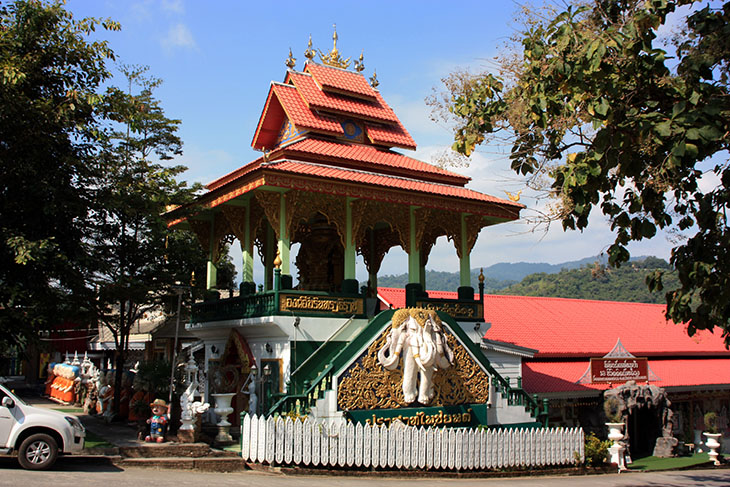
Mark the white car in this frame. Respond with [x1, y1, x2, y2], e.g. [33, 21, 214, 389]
[0, 384, 85, 469]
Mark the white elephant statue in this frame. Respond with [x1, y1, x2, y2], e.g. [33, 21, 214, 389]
[377, 309, 454, 405]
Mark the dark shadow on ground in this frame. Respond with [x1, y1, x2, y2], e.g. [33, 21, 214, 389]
[0, 455, 123, 473]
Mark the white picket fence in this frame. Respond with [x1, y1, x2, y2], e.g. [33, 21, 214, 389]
[240, 414, 585, 471]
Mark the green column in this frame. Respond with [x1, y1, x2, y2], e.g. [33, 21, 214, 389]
[278, 193, 290, 275]
[264, 224, 275, 291]
[460, 213, 471, 287]
[241, 202, 254, 283]
[206, 217, 217, 290]
[408, 206, 421, 284]
[344, 197, 356, 280]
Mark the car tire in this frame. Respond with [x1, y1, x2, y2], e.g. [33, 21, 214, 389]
[17, 433, 58, 470]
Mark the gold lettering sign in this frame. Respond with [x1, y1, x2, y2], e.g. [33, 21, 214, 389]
[365, 408, 474, 427]
[279, 294, 364, 315]
[416, 301, 482, 320]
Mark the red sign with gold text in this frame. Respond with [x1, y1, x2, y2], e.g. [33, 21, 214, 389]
[590, 357, 648, 383]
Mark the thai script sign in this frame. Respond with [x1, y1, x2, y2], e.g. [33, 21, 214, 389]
[279, 294, 363, 315]
[590, 357, 648, 383]
[415, 301, 483, 321]
[346, 404, 489, 429]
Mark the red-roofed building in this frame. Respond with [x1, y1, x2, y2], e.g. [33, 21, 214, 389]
[165, 37, 527, 427]
[377, 287, 730, 454]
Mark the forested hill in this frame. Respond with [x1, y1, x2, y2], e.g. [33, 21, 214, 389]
[500, 257, 678, 304]
[377, 256, 677, 304]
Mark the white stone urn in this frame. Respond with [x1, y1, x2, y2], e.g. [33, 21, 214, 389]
[606, 422, 626, 471]
[704, 432, 722, 466]
[212, 392, 235, 443]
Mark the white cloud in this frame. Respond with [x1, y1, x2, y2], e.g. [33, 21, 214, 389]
[161, 22, 197, 51]
[161, 0, 184, 14]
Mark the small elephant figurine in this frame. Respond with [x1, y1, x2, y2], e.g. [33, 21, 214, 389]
[146, 399, 169, 443]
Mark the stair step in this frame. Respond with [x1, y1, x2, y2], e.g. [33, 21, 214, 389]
[115, 456, 248, 472]
[119, 442, 212, 458]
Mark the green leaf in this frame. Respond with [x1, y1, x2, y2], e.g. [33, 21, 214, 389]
[655, 121, 672, 137]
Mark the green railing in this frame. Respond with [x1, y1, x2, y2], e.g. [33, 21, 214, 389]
[192, 292, 277, 322]
[191, 270, 367, 323]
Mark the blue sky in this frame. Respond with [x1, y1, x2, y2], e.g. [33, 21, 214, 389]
[66, 0, 679, 283]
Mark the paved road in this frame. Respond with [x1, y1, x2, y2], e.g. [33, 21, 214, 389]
[0, 457, 728, 487]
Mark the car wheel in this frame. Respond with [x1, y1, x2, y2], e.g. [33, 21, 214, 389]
[17, 433, 58, 470]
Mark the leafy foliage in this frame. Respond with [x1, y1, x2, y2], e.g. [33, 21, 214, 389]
[582, 432, 611, 466]
[0, 0, 119, 352]
[0, 2, 231, 393]
[439, 0, 730, 345]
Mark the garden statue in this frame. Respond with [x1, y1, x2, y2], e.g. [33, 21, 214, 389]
[146, 399, 169, 443]
[179, 357, 210, 442]
[377, 308, 454, 405]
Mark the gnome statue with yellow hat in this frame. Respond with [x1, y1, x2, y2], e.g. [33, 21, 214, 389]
[145, 399, 169, 443]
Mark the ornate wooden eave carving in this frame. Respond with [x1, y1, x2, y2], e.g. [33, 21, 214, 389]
[352, 199, 409, 251]
[358, 226, 401, 275]
[255, 191, 282, 239]
[453, 214, 485, 259]
[188, 213, 233, 264]
[284, 190, 347, 247]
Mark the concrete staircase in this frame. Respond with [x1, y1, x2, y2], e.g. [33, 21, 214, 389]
[113, 442, 247, 472]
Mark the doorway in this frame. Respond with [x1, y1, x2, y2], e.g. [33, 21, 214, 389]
[627, 406, 663, 458]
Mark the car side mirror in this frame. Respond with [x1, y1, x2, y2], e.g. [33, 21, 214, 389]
[1, 396, 14, 408]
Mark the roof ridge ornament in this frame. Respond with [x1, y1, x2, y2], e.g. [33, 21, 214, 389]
[304, 35, 315, 62]
[354, 50, 365, 72]
[285, 48, 296, 69]
[369, 69, 379, 88]
[317, 24, 351, 69]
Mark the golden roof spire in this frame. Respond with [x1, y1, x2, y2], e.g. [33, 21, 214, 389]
[332, 24, 338, 54]
[318, 24, 351, 69]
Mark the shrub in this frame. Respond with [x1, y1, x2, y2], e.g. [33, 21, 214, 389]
[581, 432, 611, 466]
[603, 395, 622, 423]
[704, 412, 719, 434]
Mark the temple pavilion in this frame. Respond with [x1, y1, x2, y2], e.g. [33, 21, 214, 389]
[167, 33, 539, 428]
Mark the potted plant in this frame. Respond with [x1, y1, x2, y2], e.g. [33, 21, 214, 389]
[603, 395, 626, 470]
[703, 412, 722, 465]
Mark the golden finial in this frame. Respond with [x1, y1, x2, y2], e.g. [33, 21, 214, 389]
[504, 190, 522, 202]
[273, 249, 282, 269]
[369, 69, 379, 88]
[318, 24, 351, 68]
[354, 50, 365, 72]
[304, 35, 315, 61]
[190, 271, 196, 288]
[285, 48, 296, 69]
[478, 268, 485, 284]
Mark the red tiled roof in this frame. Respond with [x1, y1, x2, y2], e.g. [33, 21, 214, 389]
[305, 62, 378, 100]
[287, 71, 400, 123]
[273, 83, 342, 135]
[375, 289, 730, 357]
[523, 358, 730, 394]
[263, 159, 519, 207]
[276, 138, 469, 185]
[365, 122, 416, 150]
